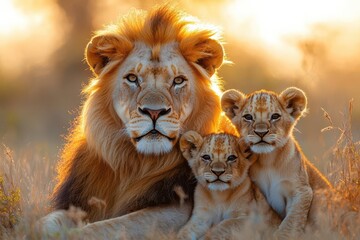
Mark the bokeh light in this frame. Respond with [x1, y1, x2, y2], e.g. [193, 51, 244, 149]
[0, 0, 359, 162]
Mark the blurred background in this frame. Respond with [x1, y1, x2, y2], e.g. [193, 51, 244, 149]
[0, 0, 359, 171]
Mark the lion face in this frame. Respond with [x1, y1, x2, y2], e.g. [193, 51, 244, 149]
[180, 131, 252, 191]
[83, 9, 225, 157]
[221, 88, 307, 154]
[111, 42, 197, 154]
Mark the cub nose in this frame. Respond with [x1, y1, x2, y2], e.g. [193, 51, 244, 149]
[254, 130, 269, 138]
[139, 107, 171, 121]
[211, 169, 225, 176]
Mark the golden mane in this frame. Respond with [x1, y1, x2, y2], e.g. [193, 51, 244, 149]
[52, 4, 230, 222]
[85, 4, 224, 95]
[98, 5, 221, 52]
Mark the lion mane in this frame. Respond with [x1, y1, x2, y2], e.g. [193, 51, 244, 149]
[52, 5, 230, 222]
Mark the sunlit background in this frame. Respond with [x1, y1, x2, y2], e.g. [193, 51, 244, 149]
[1, 0, 359, 170]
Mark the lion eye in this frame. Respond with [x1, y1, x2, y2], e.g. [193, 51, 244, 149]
[125, 74, 138, 83]
[173, 76, 187, 85]
[271, 113, 281, 120]
[243, 114, 253, 121]
[201, 155, 211, 162]
[227, 155, 237, 162]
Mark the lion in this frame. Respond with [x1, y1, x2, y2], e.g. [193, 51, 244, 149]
[176, 131, 280, 240]
[221, 87, 333, 239]
[36, 4, 236, 238]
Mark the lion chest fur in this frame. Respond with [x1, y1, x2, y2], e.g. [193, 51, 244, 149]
[194, 178, 255, 223]
[253, 167, 287, 218]
[53, 139, 197, 220]
[249, 138, 333, 240]
[249, 139, 308, 219]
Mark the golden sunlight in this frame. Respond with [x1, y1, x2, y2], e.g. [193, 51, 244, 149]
[0, 0, 31, 35]
[225, 0, 358, 45]
[1, 0, 359, 85]
[220, 0, 360, 83]
[0, 0, 69, 79]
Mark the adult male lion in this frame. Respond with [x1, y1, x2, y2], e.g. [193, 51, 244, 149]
[39, 4, 232, 238]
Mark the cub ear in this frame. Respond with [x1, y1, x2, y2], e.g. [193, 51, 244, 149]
[85, 33, 132, 76]
[221, 89, 246, 120]
[181, 38, 224, 77]
[279, 87, 307, 120]
[179, 131, 204, 161]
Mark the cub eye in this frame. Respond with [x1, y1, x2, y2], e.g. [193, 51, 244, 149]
[173, 76, 187, 85]
[243, 114, 253, 121]
[125, 74, 138, 83]
[201, 155, 211, 162]
[227, 155, 237, 162]
[271, 113, 281, 120]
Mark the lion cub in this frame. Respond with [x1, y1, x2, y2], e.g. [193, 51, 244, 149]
[221, 87, 333, 239]
[177, 131, 279, 240]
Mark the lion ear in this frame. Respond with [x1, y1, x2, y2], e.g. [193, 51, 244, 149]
[85, 33, 132, 76]
[179, 131, 204, 162]
[279, 87, 307, 120]
[181, 38, 224, 77]
[221, 89, 246, 120]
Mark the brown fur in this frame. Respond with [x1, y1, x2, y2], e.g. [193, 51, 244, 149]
[221, 87, 333, 239]
[51, 5, 234, 224]
[177, 131, 280, 240]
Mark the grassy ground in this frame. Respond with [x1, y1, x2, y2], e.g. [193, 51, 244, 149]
[1, 102, 359, 239]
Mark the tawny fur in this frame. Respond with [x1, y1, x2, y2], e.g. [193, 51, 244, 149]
[38, 4, 237, 237]
[221, 87, 332, 239]
[177, 131, 280, 240]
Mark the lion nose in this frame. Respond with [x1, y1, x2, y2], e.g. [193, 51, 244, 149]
[139, 107, 171, 121]
[254, 130, 269, 138]
[211, 169, 225, 176]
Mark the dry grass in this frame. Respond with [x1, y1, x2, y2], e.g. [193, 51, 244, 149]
[323, 100, 360, 207]
[0, 145, 21, 231]
[0, 144, 56, 239]
[1, 102, 360, 239]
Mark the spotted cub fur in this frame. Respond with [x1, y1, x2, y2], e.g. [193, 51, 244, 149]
[221, 87, 332, 239]
[177, 131, 280, 240]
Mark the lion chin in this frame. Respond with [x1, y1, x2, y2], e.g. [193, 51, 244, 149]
[134, 133, 176, 155]
[250, 143, 275, 154]
[207, 182, 230, 191]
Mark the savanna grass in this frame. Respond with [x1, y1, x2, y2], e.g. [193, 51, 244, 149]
[1, 102, 360, 239]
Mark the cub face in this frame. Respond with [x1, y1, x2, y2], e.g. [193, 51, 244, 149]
[221, 87, 307, 154]
[180, 131, 252, 191]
